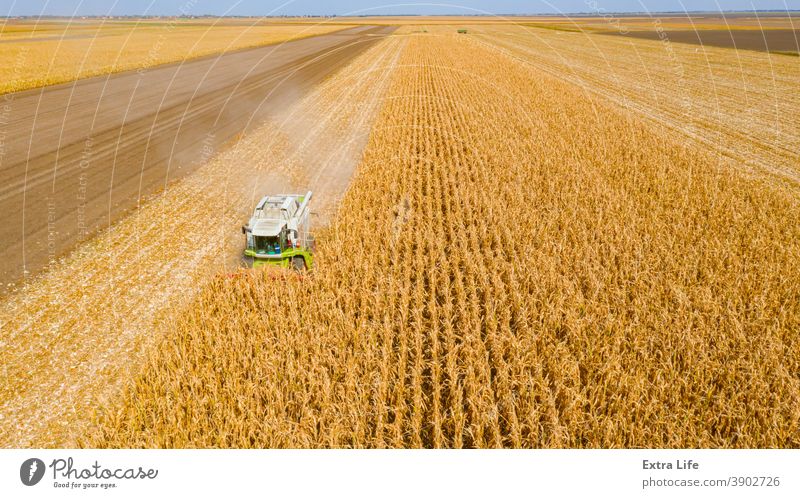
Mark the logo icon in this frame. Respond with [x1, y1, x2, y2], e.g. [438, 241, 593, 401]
[20, 458, 45, 486]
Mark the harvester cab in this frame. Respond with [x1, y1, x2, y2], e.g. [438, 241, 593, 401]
[242, 191, 314, 270]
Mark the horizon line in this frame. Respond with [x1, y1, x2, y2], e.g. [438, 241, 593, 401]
[3, 9, 799, 18]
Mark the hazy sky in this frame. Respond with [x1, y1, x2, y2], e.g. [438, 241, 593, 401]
[2, 0, 799, 16]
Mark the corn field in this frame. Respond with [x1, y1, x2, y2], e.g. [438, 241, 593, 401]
[86, 33, 800, 448]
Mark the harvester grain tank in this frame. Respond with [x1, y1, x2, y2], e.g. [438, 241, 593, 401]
[242, 192, 314, 270]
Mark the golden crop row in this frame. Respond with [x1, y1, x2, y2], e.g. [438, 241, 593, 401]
[86, 32, 800, 448]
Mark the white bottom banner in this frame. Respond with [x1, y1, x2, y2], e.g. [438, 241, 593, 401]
[2, 450, 797, 497]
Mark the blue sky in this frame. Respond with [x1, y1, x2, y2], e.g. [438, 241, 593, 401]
[2, 1, 799, 16]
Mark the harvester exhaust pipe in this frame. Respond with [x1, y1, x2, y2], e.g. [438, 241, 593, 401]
[297, 191, 313, 218]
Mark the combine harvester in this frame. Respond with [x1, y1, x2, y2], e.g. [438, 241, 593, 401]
[242, 191, 314, 270]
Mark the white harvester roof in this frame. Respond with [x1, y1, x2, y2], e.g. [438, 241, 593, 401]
[247, 192, 312, 236]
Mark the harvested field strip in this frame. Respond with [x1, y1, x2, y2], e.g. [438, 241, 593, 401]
[88, 33, 800, 448]
[455, 25, 800, 188]
[0, 36, 404, 448]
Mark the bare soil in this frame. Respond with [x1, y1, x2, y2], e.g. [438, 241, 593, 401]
[606, 28, 800, 54]
[0, 25, 394, 292]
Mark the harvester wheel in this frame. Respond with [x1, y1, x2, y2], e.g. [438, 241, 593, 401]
[292, 256, 306, 271]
